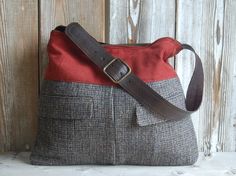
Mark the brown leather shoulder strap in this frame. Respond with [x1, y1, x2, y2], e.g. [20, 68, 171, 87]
[64, 22, 204, 120]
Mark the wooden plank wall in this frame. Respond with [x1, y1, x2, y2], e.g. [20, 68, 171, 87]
[0, 0, 235, 155]
[0, 0, 38, 152]
[175, 0, 236, 155]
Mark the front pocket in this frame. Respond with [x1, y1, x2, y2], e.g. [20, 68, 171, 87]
[40, 95, 94, 120]
[135, 103, 167, 126]
[134, 101, 198, 165]
[34, 94, 114, 164]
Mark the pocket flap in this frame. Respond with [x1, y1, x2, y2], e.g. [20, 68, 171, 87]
[40, 95, 93, 119]
[136, 103, 166, 126]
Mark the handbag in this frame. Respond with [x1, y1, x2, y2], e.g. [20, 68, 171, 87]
[30, 22, 204, 166]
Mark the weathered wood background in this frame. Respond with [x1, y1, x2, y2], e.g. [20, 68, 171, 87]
[0, 0, 236, 156]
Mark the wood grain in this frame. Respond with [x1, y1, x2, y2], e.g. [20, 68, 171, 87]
[176, 0, 236, 154]
[0, 0, 38, 152]
[39, 0, 105, 84]
[108, 0, 176, 52]
[175, 0, 204, 152]
[219, 0, 236, 152]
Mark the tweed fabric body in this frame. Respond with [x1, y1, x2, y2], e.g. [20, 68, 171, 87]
[30, 77, 198, 165]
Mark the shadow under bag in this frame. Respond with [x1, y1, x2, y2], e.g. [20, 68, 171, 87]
[30, 22, 204, 166]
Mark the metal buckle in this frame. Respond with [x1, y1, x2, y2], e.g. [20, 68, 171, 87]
[103, 58, 132, 83]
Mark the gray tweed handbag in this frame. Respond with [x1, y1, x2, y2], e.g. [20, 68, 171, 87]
[30, 22, 204, 166]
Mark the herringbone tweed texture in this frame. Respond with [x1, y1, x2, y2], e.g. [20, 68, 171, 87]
[30, 77, 198, 165]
